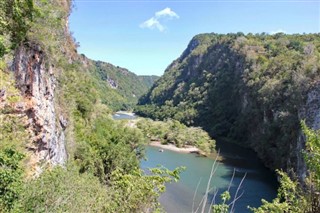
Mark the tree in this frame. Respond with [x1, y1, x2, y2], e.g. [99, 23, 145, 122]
[0, 0, 35, 56]
[0, 148, 24, 211]
[302, 121, 320, 212]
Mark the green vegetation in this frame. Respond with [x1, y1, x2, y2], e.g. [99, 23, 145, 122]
[57, 57, 154, 112]
[0, 67, 29, 211]
[12, 164, 184, 212]
[0, 148, 24, 211]
[0, 0, 151, 112]
[302, 121, 320, 192]
[137, 33, 320, 211]
[251, 122, 320, 212]
[73, 117, 146, 183]
[137, 32, 320, 171]
[211, 191, 231, 213]
[0, 0, 180, 212]
[1, 0, 319, 212]
[94, 61, 151, 108]
[0, 0, 36, 56]
[137, 118, 215, 154]
[138, 75, 160, 89]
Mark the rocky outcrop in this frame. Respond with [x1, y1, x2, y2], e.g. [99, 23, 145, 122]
[179, 38, 200, 62]
[301, 83, 320, 130]
[296, 82, 320, 180]
[107, 77, 118, 89]
[12, 43, 67, 170]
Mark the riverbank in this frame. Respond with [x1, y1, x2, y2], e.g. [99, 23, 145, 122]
[116, 111, 135, 116]
[149, 141, 201, 154]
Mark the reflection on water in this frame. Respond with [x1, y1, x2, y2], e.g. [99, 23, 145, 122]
[141, 144, 277, 213]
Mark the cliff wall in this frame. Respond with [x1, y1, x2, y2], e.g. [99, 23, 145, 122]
[12, 43, 67, 172]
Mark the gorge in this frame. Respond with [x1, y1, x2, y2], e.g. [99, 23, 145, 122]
[136, 33, 320, 180]
[0, 0, 319, 212]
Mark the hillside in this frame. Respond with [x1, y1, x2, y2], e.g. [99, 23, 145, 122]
[0, 1, 174, 212]
[137, 33, 320, 176]
[94, 59, 154, 108]
[1, 1, 319, 212]
[72, 55, 153, 110]
[138, 75, 160, 89]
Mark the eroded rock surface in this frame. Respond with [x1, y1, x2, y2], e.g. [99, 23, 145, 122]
[13, 43, 67, 171]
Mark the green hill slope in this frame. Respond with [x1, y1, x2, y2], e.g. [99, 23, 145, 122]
[137, 32, 320, 173]
[74, 55, 153, 110]
[138, 75, 160, 89]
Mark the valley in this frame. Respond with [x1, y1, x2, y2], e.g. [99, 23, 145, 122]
[0, 1, 319, 212]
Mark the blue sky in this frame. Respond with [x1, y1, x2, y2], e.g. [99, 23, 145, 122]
[70, 0, 320, 76]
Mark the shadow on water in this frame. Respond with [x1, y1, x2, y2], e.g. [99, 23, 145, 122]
[216, 140, 279, 188]
[141, 140, 278, 213]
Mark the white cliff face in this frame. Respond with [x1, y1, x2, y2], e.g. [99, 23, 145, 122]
[13, 43, 67, 169]
[303, 83, 320, 130]
[296, 82, 320, 180]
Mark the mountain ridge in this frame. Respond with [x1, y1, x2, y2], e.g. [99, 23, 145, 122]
[77, 54, 156, 110]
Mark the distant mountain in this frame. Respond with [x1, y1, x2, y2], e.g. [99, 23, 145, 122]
[137, 32, 320, 176]
[76, 55, 157, 110]
[93, 59, 150, 108]
[138, 75, 160, 89]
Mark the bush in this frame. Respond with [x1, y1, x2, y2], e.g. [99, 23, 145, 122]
[13, 165, 111, 212]
[137, 118, 215, 154]
[0, 148, 24, 211]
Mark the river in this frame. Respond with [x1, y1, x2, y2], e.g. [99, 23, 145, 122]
[114, 112, 277, 212]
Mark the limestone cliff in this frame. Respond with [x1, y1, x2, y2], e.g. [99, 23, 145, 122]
[12, 42, 67, 171]
[295, 82, 320, 179]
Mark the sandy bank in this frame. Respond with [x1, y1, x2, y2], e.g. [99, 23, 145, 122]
[116, 111, 135, 116]
[149, 141, 200, 154]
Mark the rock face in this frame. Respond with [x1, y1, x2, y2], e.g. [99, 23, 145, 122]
[107, 77, 118, 89]
[296, 82, 320, 179]
[301, 83, 320, 130]
[13, 43, 67, 168]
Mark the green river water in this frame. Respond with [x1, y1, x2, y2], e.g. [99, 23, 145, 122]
[114, 113, 277, 212]
[140, 144, 277, 213]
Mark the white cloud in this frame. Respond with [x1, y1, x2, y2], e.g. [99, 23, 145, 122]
[140, 7, 179, 32]
[139, 17, 165, 32]
[155, 7, 179, 19]
[270, 29, 287, 35]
